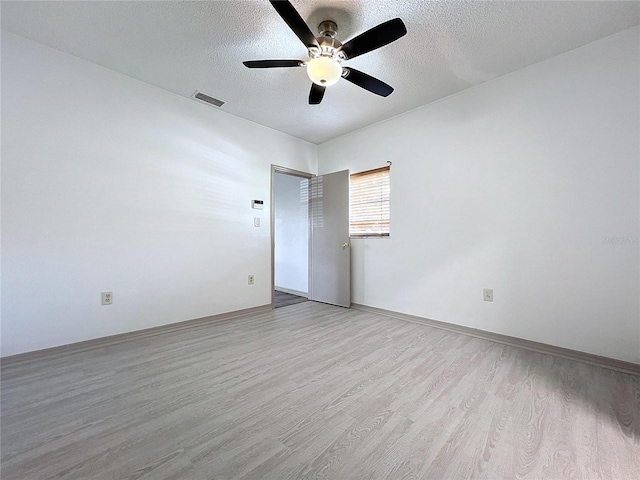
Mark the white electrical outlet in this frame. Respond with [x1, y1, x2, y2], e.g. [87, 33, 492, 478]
[101, 291, 113, 305]
[483, 288, 493, 302]
[254, 217, 260, 227]
[248, 275, 255, 285]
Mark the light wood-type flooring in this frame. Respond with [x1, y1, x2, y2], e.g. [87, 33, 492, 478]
[1, 302, 639, 479]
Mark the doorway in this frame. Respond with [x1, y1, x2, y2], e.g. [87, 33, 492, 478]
[271, 167, 311, 308]
[271, 166, 351, 309]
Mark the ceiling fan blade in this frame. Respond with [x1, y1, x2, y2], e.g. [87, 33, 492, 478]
[309, 83, 326, 104]
[243, 60, 301, 68]
[342, 67, 394, 97]
[340, 18, 407, 60]
[269, 0, 319, 49]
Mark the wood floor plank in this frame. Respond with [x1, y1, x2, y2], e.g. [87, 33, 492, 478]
[2, 301, 639, 479]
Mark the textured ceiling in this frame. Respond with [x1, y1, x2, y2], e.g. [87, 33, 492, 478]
[2, 1, 639, 144]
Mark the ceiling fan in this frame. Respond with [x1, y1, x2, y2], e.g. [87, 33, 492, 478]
[243, 0, 407, 105]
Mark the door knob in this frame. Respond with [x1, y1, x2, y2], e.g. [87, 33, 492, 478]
[342, 242, 351, 249]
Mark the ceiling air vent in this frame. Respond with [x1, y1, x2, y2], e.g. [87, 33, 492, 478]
[193, 91, 225, 107]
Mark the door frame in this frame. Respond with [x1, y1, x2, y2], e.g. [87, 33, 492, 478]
[270, 165, 314, 309]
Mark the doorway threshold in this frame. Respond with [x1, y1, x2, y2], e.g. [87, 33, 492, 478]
[274, 291, 309, 308]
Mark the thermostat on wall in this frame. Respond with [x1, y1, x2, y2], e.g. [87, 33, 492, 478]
[252, 200, 264, 210]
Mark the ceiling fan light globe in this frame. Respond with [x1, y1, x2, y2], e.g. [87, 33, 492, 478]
[307, 57, 341, 87]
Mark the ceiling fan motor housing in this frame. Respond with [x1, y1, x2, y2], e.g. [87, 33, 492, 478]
[309, 21, 345, 61]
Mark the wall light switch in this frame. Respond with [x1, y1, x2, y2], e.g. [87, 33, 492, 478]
[254, 217, 260, 227]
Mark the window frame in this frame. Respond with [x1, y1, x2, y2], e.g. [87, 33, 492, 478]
[349, 165, 390, 238]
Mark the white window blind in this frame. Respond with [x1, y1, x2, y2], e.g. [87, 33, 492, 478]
[350, 166, 390, 237]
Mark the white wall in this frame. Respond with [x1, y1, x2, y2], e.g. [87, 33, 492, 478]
[3, 27, 639, 364]
[319, 27, 640, 364]
[1, 32, 317, 357]
[274, 173, 309, 294]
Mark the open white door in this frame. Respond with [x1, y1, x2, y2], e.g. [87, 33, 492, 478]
[309, 170, 351, 307]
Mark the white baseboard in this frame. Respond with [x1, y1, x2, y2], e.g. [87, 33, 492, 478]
[351, 303, 640, 376]
[1, 304, 273, 363]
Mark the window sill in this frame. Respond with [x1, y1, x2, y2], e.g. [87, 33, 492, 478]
[350, 234, 390, 239]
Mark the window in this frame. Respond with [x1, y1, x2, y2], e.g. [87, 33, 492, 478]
[350, 166, 390, 237]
